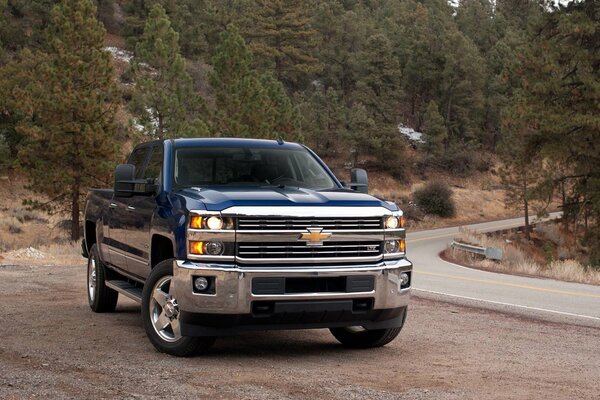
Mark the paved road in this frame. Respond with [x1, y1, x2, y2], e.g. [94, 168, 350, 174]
[407, 214, 600, 327]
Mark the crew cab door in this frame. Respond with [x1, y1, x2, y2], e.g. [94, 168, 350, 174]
[123, 144, 163, 279]
[106, 145, 151, 274]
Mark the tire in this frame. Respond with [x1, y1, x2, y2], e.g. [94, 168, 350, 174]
[329, 310, 407, 349]
[87, 244, 118, 312]
[141, 260, 216, 357]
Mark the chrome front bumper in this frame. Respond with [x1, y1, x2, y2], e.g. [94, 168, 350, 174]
[172, 258, 412, 315]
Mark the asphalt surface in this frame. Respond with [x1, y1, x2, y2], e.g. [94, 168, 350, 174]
[407, 213, 600, 328]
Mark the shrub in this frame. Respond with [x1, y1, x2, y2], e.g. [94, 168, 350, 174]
[413, 181, 456, 218]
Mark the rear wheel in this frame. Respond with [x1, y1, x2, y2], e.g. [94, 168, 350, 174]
[141, 260, 215, 357]
[87, 244, 118, 312]
[330, 310, 407, 348]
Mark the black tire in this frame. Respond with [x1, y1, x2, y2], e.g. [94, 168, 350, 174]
[330, 310, 407, 349]
[87, 244, 118, 312]
[141, 260, 216, 357]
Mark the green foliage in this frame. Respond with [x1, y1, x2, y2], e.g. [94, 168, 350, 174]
[3, 0, 121, 240]
[244, 0, 321, 91]
[422, 100, 447, 157]
[413, 181, 456, 218]
[209, 25, 298, 140]
[0, 0, 58, 51]
[297, 85, 346, 157]
[122, 0, 210, 58]
[503, 0, 600, 245]
[130, 4, 208, 139]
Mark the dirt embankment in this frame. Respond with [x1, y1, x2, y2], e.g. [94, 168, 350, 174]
[1, 262, 599, 400]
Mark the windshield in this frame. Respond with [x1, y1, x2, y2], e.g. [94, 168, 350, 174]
[173, 146, 338, 190]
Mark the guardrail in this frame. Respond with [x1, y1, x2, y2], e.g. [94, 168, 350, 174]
[450, 240, 503, 261]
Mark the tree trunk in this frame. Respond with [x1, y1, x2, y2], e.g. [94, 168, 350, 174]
[71, 183, 80, 241]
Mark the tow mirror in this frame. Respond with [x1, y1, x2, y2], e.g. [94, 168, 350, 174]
[114, 164, 157, 197]
[350, 168, 368, 193]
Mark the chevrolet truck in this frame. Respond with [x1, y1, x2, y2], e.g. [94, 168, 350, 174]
[82, 138, 411, 356]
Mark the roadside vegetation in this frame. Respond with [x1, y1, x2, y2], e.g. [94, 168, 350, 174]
[448, 222, 600, 285]
[0, 0, 598, 271]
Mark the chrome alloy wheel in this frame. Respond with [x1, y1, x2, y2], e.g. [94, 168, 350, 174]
[149, 275, 182, 342]
[88, 257, 97, 300]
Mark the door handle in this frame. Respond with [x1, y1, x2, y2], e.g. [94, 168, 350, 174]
[109, 203, 117, 209]
[126, 206, 136, 212]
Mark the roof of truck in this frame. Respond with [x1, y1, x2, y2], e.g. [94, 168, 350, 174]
[170, 137, 304, 150]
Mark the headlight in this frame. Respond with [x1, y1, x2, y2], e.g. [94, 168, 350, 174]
[385, 216, 399, 229]
[205, 216, 224, 230]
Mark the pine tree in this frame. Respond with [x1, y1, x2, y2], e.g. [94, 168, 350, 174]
[297, 85, 346, 157]
[130, 4, 208, 139]
[422, 100, 447, 157]
[10, 0, 120, 240]
[244, 0, 322, 91]
[352, 33, 405, 175]
[508, 0, 600, 257]
[209, 25, 298, 139]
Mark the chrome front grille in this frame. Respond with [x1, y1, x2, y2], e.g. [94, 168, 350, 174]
[237, 241, 382, 260]
[237, 217, 383, 230]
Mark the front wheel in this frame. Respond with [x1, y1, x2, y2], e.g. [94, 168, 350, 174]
[141, 260, 215, 357]
[330, 310, 407, 348]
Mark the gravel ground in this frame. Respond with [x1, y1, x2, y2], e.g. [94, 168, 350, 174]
[0, 263, 598, 400]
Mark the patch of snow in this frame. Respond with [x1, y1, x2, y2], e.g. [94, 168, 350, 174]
[398, 124, 425, 144]
[104, 46, 133, 64]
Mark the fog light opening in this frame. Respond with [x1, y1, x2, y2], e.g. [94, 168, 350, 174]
[400, 272, 410, 288]
[194, 276, 209, 292]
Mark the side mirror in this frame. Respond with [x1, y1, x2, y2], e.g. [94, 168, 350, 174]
[114, 164, 157, 197]
[350, 168, 368, 194]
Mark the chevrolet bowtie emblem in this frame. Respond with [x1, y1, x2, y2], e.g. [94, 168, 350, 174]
[299, 227, 332, 246]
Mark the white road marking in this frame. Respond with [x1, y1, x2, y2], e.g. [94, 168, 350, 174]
[413, 288, 600, 322]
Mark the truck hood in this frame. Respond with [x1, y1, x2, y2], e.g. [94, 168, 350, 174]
[174, 186, 397, 212]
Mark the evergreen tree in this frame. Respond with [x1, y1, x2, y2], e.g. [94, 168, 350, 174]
[0, 0, 58, 51]
[455, 0, 499, 53]
[244, 0, 322, 91]
[130, 4, 208, 139]
[297, 85, 346, 157]
[9, 0, 120, 240]
[122, 0, 210, 58]
[499, 96, 550, 240]
[508, 0, 600, 257]
[422, 100, 447, 157]
[209, 24, 298, 139]
[352, 33, 405, 174]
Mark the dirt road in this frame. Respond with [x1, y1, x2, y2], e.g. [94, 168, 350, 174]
[1, 263, 598, 399]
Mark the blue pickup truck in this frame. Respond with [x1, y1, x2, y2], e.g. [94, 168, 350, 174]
[82, 138, 412, 356]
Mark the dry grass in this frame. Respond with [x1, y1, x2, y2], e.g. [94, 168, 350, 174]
[0, 173, 82, 265]
[450, 228, 600, 285]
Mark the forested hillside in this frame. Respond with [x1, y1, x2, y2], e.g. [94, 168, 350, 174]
[0, 0, 598, 265]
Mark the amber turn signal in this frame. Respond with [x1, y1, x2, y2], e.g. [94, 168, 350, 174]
[399, 239, 406, 253]
[189, 241, 204, 255]
[399, 215, 405, 228]
[190, 216, 203, 229]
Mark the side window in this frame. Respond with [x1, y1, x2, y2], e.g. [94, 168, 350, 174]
[128, 147, 149, 179]
[144, 146, 163, 183]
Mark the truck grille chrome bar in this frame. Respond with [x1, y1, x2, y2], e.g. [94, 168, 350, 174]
[237, 241, 382, 260]
[237, 217, 383, 231]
